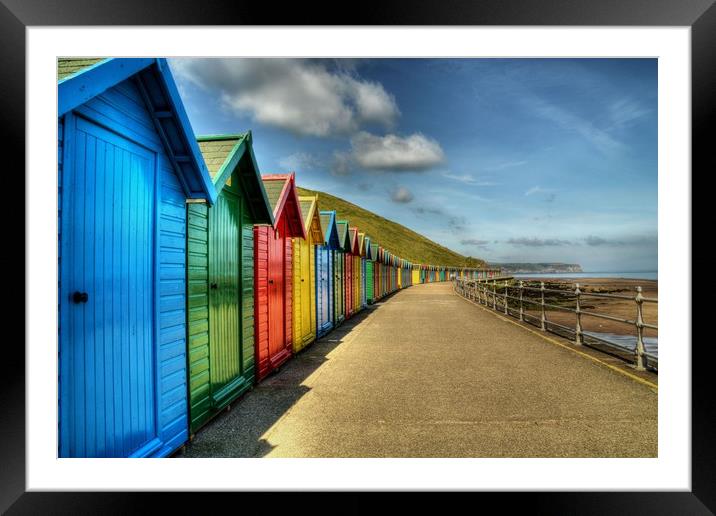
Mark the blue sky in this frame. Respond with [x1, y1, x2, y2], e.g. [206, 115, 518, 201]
[170, 58, 657, 272]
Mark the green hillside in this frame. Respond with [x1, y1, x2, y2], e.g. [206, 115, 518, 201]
[297, 187, 486, 268]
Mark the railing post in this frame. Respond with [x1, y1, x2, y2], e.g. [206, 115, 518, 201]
[540, 281, 546, 331]
[518, 280, 524, 321]
[492, 280, 497, 310]
[635, 286, 646, 370]
[504, 281, 508, 315]
[574, 283, 583, 346]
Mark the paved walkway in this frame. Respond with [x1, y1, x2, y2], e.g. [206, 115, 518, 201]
[178, 282, 657, 458]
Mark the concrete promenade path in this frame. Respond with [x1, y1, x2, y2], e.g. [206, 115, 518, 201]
[179, 282, 657, 458]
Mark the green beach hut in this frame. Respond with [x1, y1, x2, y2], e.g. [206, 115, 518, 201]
[186, 132, 273, 434]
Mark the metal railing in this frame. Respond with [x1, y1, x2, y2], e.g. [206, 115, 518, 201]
[453, 278, 658, 371]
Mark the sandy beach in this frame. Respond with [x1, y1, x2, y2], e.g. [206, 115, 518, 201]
[520, 277, 658, 338]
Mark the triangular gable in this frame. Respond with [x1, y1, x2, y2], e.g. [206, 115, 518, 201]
[298, 195, 325, 245]
[197, 132, 273, 225]
[58, 58, 217, 205]
[319, 210, 341, 250]
[358, 233, 367, 257]
[370, 243, 379, 262]
[261, 173, 306, 239]
[348, 228, 360, 255]
[336, 221, 351, 252]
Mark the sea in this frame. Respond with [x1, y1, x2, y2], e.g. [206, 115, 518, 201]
[511, 271, 658, 281]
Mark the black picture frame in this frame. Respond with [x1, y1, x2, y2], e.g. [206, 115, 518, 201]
[3, 0, 709, 512]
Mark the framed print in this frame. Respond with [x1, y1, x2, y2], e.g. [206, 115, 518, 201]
[3, 0, 710, 512]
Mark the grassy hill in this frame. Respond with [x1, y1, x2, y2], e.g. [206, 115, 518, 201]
[297, 187, 486, 268]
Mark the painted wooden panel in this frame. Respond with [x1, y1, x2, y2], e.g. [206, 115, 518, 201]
[361, 258, 367, 307]
[292, 234, 316, 352]
[60, 116, 158, 458]
[334, 251, 345, 324]
[268, 222, 287, 360]
[186, 203, 211, 431]
[254, 217, 293, 382]
[185, 149, 260, 434]
[344, 253, 353, 318]
[240, 208, 256, 378]
[366, 261, 374, 304]
[208, 192, 242, 400]
[253, 226, 270, 379]
[316, 245, 333, 337]
[353, 255, 361, 313]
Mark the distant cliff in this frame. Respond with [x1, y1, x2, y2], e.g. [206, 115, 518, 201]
[490, 262, 583, 274]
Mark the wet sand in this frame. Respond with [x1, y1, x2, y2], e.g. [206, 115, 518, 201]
[521, 278, 658, 338]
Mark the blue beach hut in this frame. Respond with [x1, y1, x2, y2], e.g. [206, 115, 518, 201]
[316, 210, 341, 338]
[57, 58, 216, 457]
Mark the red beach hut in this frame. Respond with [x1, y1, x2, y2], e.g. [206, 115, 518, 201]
[254, 173, 306, 381]
[346, 227, 360, 318]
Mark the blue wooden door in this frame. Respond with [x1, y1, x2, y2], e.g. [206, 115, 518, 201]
[60, 116, 158, 457]
[316, 245, 331, 335]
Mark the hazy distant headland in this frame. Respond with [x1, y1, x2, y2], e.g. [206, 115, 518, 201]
[491, 262, 584, 274]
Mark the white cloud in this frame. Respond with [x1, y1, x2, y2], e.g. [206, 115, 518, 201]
[390, 186, 414, 203]
[522, 95, 622, 154]
[171, 58, 399, 137]
[350, 131, 444, 171]
[608, 98, 651, 129]
[330, 151, 353, 176]
[484, 160, 527, 171]
[278, 152, 323, 171]
[442, 172, 497, 186]
[525, 186, 548, 196]
[507, 237, 572, 247]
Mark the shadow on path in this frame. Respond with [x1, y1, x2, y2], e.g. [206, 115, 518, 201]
[174, 303, 380, 458]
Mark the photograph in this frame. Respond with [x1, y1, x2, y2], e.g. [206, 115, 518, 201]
[56, 56, 658, 459]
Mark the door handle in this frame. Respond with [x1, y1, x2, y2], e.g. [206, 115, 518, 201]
[269, 279, 274, 284]
[72, 291, 89, 304]
[210, 282, 218, 289]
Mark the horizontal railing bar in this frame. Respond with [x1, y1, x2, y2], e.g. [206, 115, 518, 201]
[582, 332, 635, 350]
[579, 310, 635, 325]
[544, 320, 574, 333]
[542, 302, 576, 312]
[518, 286, 568, 294]
[578, 292, 638, 300]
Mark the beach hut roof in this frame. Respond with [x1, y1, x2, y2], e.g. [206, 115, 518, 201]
[360, 234, 370, 258]
[369, 243, 379, 261]
[260, 173, 306, 239]
[319, 210, 341, 250]
[58, 57, 217, 205]
[196, 133, 273, 224]
[348, 227, 360, 255]
[336, 220, 351, 252]
[297, 195, 325, 245]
